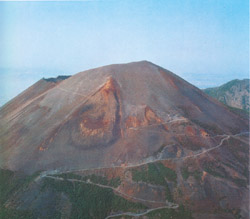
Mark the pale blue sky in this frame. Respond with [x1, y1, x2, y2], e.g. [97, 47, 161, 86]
[0, 0, 249, 106]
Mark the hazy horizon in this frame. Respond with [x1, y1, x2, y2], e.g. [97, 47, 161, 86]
[0, 0, 249, 106]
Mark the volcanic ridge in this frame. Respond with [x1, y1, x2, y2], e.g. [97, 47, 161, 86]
[0, 61, 249, 219]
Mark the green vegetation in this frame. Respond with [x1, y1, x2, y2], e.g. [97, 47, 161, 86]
[132, 163, 177, 185]
[203, 79, 246, 101]
[203, 79, 249, 113]
[0, 169, 40, 204]
[193, 171, 202, 182]
[177, 188, 183, 197]
[41, 177, 147, 219]
[181, 167, 189, 180]
[0, 169, 18, 205]
[223, 208, 242, 219]
[109, 177, 121, 187]
[181, 167, 202, 182]
[104, 204, 193, 219]
[0, 169, 36, 219]
[165, 185, 173, 202]
[132, 163, 177, 202]
[0, 169, 145, 219]
[147, 204, 193, 219]
[0, 207, 34, 219]
[204, 80, 238, 99]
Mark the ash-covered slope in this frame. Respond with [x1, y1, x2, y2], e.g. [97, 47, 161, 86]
[0, 61, 249, 218]
[0, 61, 247, 174]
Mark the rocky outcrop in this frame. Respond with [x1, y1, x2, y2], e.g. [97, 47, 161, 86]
[203, 79, 249, 111]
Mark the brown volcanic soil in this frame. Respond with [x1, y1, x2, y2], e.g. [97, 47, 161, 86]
[0, 61, 247, 173]
[0, 61, 249, 218]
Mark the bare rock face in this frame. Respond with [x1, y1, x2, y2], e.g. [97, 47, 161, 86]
[204, 79, 249, 111]
[0, 61, 249, 218]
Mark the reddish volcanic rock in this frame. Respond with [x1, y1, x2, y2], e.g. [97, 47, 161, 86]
[0, 61, 248, 218]
[0, 61, 247, 173]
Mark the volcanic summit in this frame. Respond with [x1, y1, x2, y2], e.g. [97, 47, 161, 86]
[0, 61, 248, 218]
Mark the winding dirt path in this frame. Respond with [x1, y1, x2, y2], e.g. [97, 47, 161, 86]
[45, 176, 171, 205]
[39, 131, 248, 179]
[105, 205, 178, 219]
[40, 131, 248, 218]
[45, 175, 179, 219]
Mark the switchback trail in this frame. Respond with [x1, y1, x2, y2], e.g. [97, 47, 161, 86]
[40, 131, 248, 218]
[105, 205, 178, 219]
[44, 175, 179, 219]
[40, 131, 246, 178]
[45, 175, 172, 205]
